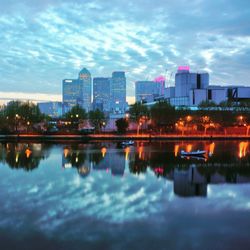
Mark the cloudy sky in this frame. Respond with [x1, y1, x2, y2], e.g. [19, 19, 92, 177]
[0, 0, 250, 102]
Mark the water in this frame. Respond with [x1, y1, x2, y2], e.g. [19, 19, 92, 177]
[0, 140, 250, 250]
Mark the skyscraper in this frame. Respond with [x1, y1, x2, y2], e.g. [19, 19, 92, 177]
[62, 79, 83, 114]
[78, 68, 92, 112]
[93, 77, 111, 112]
[111, 71, 126, 113]
[62, 68, 92, 114]
[175, 66, 209, 97]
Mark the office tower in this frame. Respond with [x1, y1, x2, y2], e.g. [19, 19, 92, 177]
[62, 79, 83, 114]
[78, 68, 92, 112]
[175, 66, 209, 97]
[111, 71, 127, 113]
[93, 77, 111, 112]
[62, 68, 92, 114]
[154, 75, 165, 96]
[135, 81, 162, 103]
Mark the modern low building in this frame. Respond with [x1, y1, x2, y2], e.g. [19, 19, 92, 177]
[135, 81, 163, 103]
[160, 66, 250, 108]
[38, 101, 62, 118]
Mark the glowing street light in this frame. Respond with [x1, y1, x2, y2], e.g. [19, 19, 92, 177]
[186, 115, 192, 122]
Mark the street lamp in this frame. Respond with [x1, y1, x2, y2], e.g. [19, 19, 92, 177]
[26, 121, 30, 133]
[102, 121, 106, 133]
[15, 114, 19, 133]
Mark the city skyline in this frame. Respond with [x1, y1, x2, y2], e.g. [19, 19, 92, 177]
[0, 0, 250, 103]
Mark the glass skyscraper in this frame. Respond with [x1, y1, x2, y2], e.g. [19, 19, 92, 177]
[62, 79, 83, 114]
[93, 77, 111, 112]
[62, 68, 92, 114]
[111, 71, 127, 113]
[78, 68, 92, 112]
[135, 81, 163, 103]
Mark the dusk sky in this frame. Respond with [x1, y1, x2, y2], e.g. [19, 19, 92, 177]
[0, 0, 250, 102]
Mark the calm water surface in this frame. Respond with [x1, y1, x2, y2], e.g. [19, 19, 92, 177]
[0, 140, 250, 250]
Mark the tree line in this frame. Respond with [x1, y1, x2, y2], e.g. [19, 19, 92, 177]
[1, 100, 250, 134]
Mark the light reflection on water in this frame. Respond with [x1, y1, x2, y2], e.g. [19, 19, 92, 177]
[0, 141, 250, 249]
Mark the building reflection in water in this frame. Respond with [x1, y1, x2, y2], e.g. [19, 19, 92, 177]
[62, 144, 126, 177]
[1, 142, 250, 198]
[62, 144, 91, 177]
[173, 166, 207, 197]
[0, 143, 51, 171]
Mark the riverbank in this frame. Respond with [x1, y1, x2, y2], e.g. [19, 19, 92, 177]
[1, 133, 250, 141]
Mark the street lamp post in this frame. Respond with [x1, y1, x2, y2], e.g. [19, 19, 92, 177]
[15, 114, 19, 133]
[102, 121, 106, 133]
[27, 121, 30, 133]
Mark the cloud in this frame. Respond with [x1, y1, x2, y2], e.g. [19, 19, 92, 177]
[0, 0, 250, 98]
[0, 91, 61, 104]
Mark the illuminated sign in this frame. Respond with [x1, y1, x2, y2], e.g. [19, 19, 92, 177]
[65, 80, 73, 83]
[154, 75, 165, 83]
[178, 66, 190, 71]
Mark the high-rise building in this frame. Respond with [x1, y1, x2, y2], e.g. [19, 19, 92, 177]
[62, 79, 83, 114]
[93, 77, 111, 112]
[154, 75, 165, 96]
[62, 68, 92, 114]
[135, 81, 162, 103]
[175, 66, 209, 97]
[111, 71, 127, 113]
[78, 68, 92, 112]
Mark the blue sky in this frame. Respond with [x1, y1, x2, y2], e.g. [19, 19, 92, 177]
[0, 0, 250, 102]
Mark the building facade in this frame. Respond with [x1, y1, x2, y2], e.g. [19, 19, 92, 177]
[135, 81, 163, 103]
[78, 68, 92, 112]
[62, 68, 92, 114]
[38, 102, 62, 118]
[93, 77, 111, 112]
[62, 79, 83, 114]
[111, 71, 127, 113]
[174, 66, 209, 106]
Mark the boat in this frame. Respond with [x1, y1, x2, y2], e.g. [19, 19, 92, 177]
[180, 150, 206, 156]
[181, 155, 206, 161]
[121, 140, 134, 146]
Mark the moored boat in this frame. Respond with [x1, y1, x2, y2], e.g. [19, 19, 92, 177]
[121, 140, 134, 146]
[180, 150, 206, 156]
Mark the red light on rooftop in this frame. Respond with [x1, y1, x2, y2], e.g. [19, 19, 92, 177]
[154, 75, 165, 83]
[178, 66, 190, 71]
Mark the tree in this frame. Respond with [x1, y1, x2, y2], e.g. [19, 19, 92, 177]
[129, 102, 149, 134]
[88, 109, 106, 132]
[3, 101, 44, 132]
[64, 105, 87, 130]
[198, 100, 217, 110]
[116, 118, 129, 134]
[150, 101, 176, 131]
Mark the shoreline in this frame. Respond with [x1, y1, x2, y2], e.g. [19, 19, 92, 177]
[1, 134, 250, 141]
